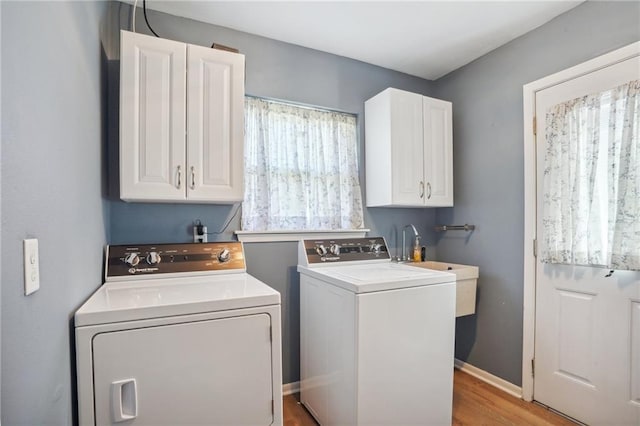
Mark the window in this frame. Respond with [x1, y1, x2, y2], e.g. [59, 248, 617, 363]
[242, 97, 364, 231]
[541, 79, 639, 270]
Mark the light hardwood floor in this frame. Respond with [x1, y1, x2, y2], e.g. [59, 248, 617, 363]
[283, 369, 577, 426]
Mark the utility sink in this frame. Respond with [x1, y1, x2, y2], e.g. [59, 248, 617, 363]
[411, 261, 479, 317]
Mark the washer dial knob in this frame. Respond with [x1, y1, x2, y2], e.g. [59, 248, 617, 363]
[315, 245, 328, 256]
[330, 244, 341, 256]
[370, 244, 382, 254]
[146, 252, 161, 265]
[124, 253, 140, 267]
[218, 248, 231, 263]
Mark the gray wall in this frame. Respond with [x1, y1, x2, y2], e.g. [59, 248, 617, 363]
[3, 5, 634, 424]
[0, 2, 3, 417]
[432, 1, 640, 386]
[108, 4, 439, 384]
[1, 2, 110, 425]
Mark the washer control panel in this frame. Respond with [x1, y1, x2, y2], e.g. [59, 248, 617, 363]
[301, 237, 389, 264]
[105, 242, 245, 279]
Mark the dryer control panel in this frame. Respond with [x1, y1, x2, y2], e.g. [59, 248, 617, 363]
[105, 242, 245, 279]
[300, 237, 390, 264]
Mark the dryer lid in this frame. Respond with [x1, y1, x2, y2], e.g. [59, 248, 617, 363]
[75, 273, 280, 327]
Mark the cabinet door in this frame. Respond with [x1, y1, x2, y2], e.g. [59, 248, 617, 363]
[120, 31, 187, 201]
[92, 314, 274, 425]
[390, 89, 425, 206]
[187, 45, 245, 203]
[423, 96, 453, 206]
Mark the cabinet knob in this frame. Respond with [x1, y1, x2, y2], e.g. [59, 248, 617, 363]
[190, 166, 196, 190]
[427, 182, 432, 199]
[176, 165, 182, 189]
[419, 181, 425, 198]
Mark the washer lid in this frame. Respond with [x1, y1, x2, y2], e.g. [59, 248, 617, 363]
[298, 262, 455, 293]
[75, 273, 280, 327]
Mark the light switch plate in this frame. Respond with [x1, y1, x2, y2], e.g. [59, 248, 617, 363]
[24, 238, 40, 295]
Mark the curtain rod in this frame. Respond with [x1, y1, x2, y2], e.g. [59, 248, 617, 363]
[244, 94, 356, 117]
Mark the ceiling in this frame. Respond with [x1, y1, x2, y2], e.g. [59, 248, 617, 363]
[135, 1, 583, 80]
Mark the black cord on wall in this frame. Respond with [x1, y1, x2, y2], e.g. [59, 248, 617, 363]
[143, 0, 160, 37]
[208, 204, 242, 236]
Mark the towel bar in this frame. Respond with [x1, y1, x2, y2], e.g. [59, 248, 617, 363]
[434, 224, 476, 232]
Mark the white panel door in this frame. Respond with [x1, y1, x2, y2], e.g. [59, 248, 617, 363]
[187, 44, 245, 202]
[390, 89, 425, 206]
[92, 314, 274, 426]
[423, 96, 453, 207]
[534, 56, 640, 425]
[120, 31, 186, 201]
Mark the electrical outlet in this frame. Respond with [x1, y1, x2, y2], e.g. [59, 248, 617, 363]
[24, 238, 40, 295]
[193, 225, 208, 243]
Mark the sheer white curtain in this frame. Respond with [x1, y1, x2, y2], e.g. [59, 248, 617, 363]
[541, 79, 639, 270]
[609, 80, 640, 269]
[242, 97, 364, 231]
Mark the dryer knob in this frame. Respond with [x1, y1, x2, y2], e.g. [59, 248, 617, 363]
[315, 245, 328, 256]
[370, 244, 382, 254]
[218, 249, 231, 263]
[146, 252, 161, 265]
[330, 244, 341, 256]
[124, 253, 140, 267]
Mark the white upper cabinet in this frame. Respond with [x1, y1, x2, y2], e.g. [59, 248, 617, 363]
[364, 88, 453, 207]
[187, 44, 245, 202]
[120, 31, 186, 201]
[119, 30, 245, 203]
[422, 96, 453, 206]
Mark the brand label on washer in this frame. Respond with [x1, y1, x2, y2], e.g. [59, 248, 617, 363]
[128, 267, 159, 274]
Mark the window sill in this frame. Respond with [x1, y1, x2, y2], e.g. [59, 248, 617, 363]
[235, 229, 370, 243]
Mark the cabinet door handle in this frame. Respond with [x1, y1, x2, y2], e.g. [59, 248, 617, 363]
[176, 165, 182, 189]
[427, 182, 432, 199]
[111, 378, 138, 422]
[419, 181, 425, 198]
[190, 166, 196, 190]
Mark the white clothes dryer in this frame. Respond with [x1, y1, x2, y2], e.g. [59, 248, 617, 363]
[75, 242, 282, 426]
[298, 237, 456, 426]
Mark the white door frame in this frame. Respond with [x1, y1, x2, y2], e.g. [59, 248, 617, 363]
[521, 41, 640, 402]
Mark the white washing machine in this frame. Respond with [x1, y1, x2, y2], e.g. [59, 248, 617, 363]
[75, 242, 282, 426]
[298, 237, 456, 426]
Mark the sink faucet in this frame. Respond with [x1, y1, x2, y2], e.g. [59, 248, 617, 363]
[401, 224, 420, 262]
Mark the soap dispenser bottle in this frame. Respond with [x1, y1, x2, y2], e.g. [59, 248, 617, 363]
[413, 237, 422, 262]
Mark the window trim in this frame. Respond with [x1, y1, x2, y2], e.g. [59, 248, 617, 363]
[235, 229, 370, 243]
[521, 41, 640, 403]
[245, 94, 355, 116]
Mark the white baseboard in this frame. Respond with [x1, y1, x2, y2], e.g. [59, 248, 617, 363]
[285, 360, 522, 399]
[454, 358, 522, 399]
[282, 381, 300, 396]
